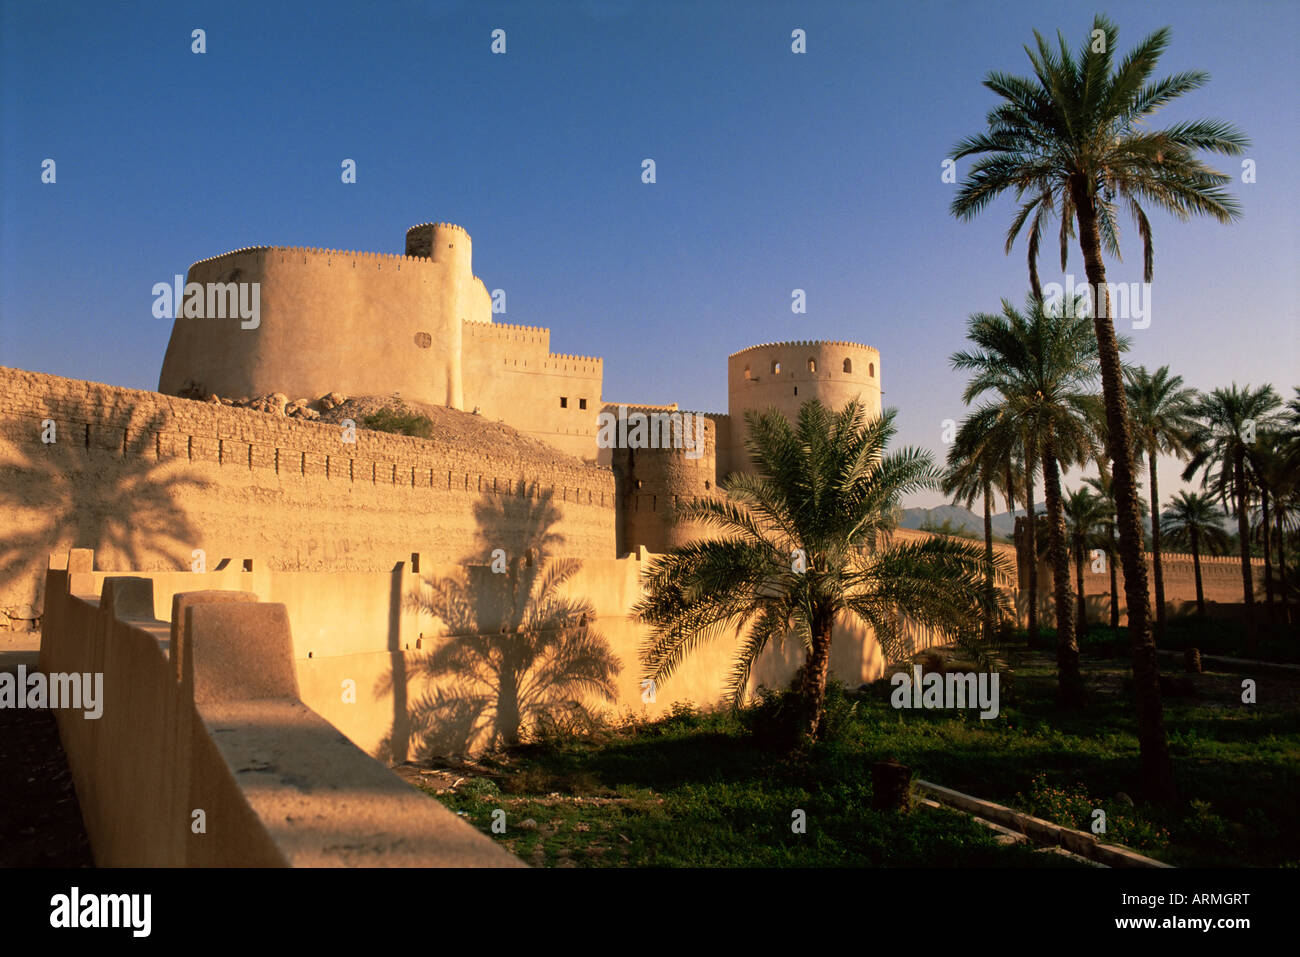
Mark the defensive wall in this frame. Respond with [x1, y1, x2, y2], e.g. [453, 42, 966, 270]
[1013, 520, 1268, 626]
[39, 551, 523, 866]
[0, 367, 616, 621]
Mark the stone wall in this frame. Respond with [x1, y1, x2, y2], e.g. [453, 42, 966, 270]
[0, 367, 617, 620]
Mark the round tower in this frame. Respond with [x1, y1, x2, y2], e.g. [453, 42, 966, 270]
[726, 340, 882, 472]
[611, 409, 718, 555]
[405, 222, 473, 276]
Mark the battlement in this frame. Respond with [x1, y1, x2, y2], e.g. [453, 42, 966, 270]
[405, 221, 468, 236]
[187, 245, 443, 273]
[464, 320, 550, 337]
[728, 339, 880, 359]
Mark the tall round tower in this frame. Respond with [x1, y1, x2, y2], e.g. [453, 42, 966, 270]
[726, 340, 882, 473]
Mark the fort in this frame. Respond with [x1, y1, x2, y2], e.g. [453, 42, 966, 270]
[0, 220, 1263, 866]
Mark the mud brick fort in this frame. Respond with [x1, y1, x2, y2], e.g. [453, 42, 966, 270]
[0, 221, 1257, 866]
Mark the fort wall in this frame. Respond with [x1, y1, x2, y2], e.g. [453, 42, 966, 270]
[0, 367, 616, 619]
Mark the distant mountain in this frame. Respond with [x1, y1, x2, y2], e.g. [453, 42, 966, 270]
[899, 505, 1028, 540]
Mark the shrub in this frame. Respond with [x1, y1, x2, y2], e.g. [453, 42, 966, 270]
[364, 407, 435, 438]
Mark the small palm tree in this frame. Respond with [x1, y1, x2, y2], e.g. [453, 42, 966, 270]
[950, 13, 1248, 802]
[1126, 365, 1199, 642]
[1083, 471, 1149, 627]
[1161, 491, 1230, 616]
[1246, 430, 1294, 622]
[634, 399, 1004, 743]
[951, 294, 1101, 707]
[1182, 384, 1283, 645]
[1064, 487, 1110, 637]
[945, 412, 1020, 642]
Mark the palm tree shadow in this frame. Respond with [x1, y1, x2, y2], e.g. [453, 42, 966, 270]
[0, 412, 204, 615]
[374, 480, 621, 761]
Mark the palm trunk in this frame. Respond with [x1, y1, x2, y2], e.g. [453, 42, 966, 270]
[1074, 535, 1088, 637]
[1191, 527, 1206, 616]
[798, 612, 835, 741]
[1148, 450, 1166, 643]
[1069, 174, 1174, 802]
[983, 480, 995, 641]
[1042, 443, 1084, 707]
[1233, 447, 1257, 649]
[1278, 513, 1291, 626]
[1108, 522, 1120, 627]
[1024, 442, 1039, 642]
[1260, 490, 1274, 618]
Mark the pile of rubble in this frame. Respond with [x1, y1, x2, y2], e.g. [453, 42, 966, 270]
[200, 390, 349, 420]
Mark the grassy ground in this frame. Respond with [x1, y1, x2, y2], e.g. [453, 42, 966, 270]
[401, 636, 1300, 868]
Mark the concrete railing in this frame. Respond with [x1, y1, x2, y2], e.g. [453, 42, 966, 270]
[39, 549, 522, 868]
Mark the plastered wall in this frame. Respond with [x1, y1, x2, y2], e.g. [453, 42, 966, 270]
[158, 238, 490, 409]
[461, 320, 603, 461]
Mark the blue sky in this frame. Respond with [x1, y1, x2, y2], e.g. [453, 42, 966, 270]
[2, 0, 1296, 508]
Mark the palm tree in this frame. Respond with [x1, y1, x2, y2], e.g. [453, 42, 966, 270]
[1083, 471, 1150, 627]
[1182, 384, 1283, 646]
[1161, 491, 1230, 616]
[951, 295, 1100, 708]
[1247, 431, 1296, 624]
[949, 13, 1246, 802]
[945, 412, 1022, 642]
[1064, 487, 1110, 637]
[1126, 365, 1198, 642]
[633, 399, 1004, 742]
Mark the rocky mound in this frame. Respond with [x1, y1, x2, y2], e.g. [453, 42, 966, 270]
[200, 390, 592, 468]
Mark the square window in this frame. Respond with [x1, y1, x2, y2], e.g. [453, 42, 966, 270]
[579, 398, 587, 410]
[560, 397, 568, 408]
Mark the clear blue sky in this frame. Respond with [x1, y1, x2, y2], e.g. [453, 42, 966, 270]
[2, 0, 1296, 508]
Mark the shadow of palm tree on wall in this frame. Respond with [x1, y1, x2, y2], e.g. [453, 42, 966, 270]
[374, 481, 621, 761]
[0, 413, 203, 613]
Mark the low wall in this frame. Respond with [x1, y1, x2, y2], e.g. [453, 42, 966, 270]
[38, 549, 522, 867]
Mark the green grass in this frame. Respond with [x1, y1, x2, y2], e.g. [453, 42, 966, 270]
[410, 640, 1300, 868]
[421, 710, 1078, 868]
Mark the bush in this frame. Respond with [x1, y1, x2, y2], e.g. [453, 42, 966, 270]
[364, 407, 435, 438]
[1014, 772, 1169, 851]
[740, 679, 860, 749]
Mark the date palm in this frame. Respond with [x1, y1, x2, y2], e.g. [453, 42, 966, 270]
[1247, 432, 1295, 623]
[945, 411, 1021, 642]
[949, 13, 1246, 802]
[634, 399, 1005, 743]
[1161, 491, 1229, 617]
[1182, 385, 1282, 647]
[1064, 487, 1110, 637]
[952, 295, 1101, 708]
[1126, 365, 1198, 642]
[1084, 470, 1148, 628]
